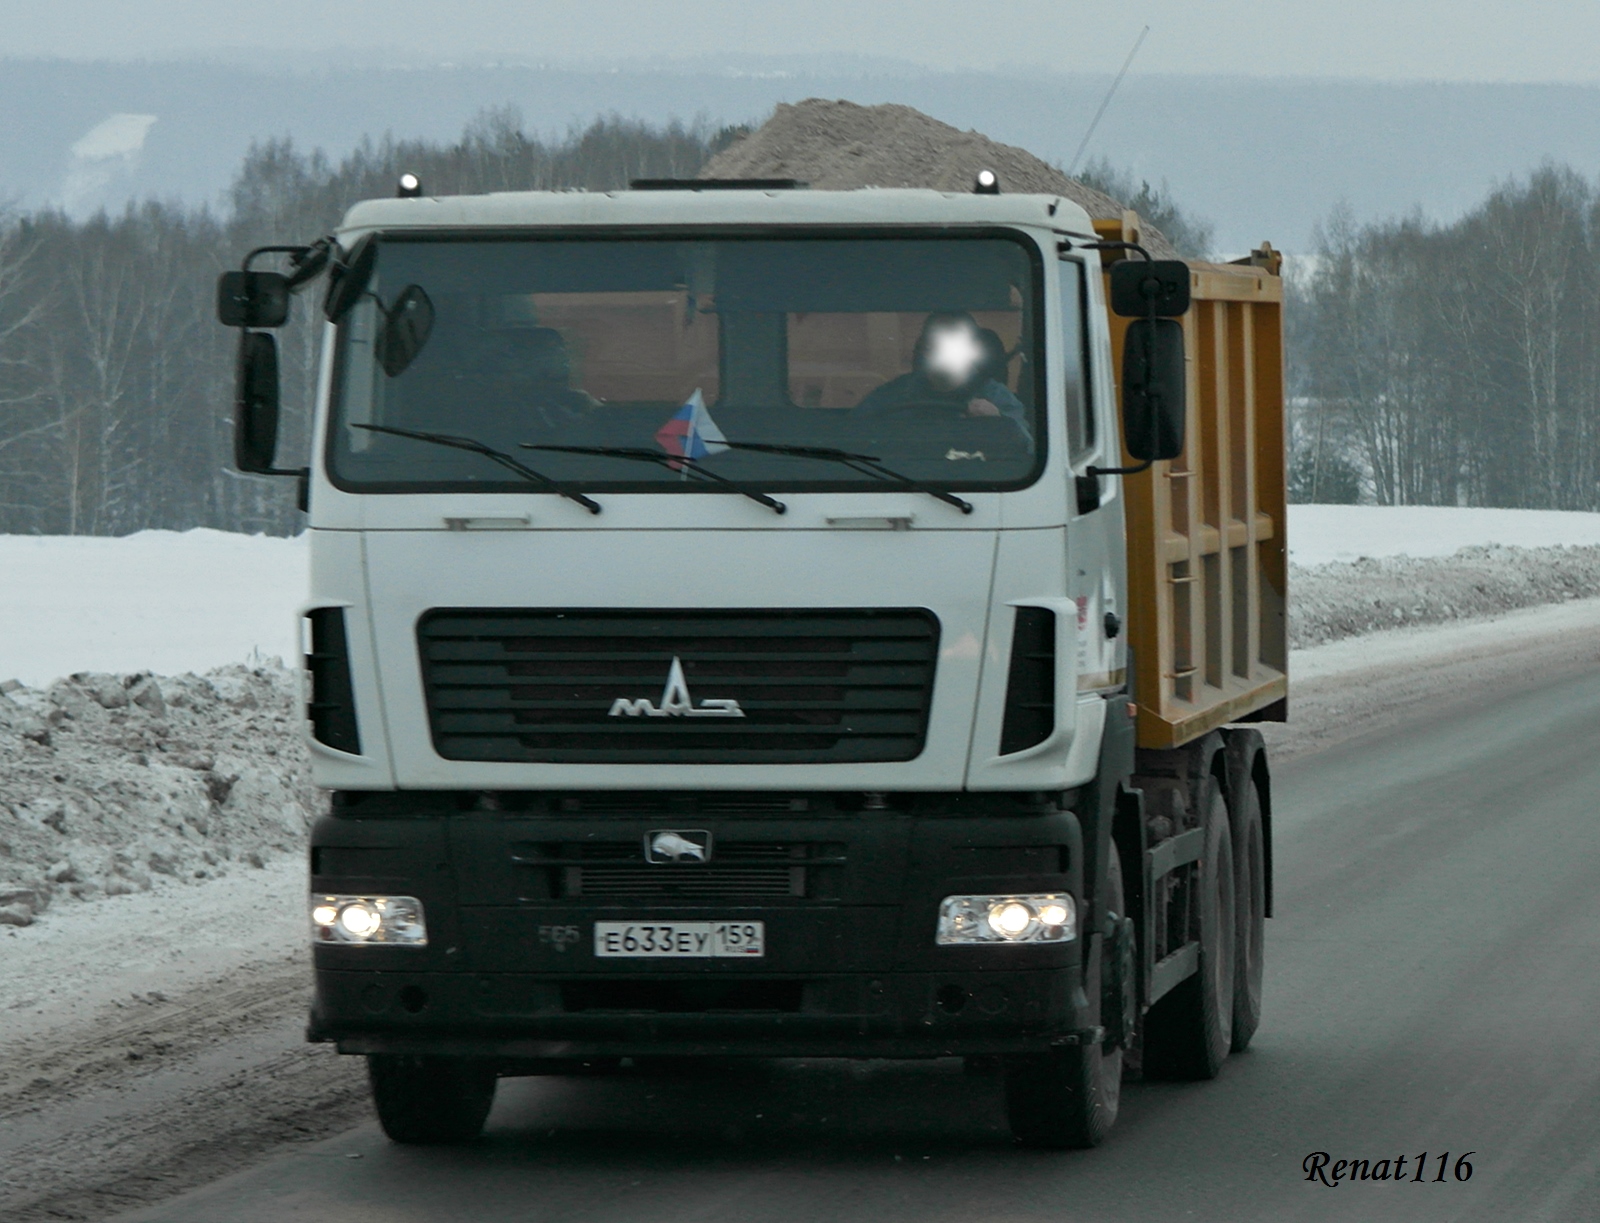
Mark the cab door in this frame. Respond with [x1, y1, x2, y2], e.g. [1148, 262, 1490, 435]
[1059, 256, 1126, 699]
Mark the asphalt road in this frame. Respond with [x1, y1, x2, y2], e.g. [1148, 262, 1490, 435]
[113, 662, 1600, 1223]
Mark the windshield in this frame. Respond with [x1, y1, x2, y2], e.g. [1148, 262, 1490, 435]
[327, 232, 1045, 494]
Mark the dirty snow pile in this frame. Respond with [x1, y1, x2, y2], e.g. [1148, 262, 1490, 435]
[0, 664, 320, 928]
[700, 98, 1182, 257]
[1290, 544, 1600, 647]
[1287, 505, 1600, 647]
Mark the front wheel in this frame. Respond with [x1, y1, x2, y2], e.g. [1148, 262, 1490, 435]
[1004, 849, 1126, 1148]
[368, 1055, 498, 1144]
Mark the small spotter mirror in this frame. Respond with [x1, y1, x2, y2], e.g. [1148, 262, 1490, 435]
[1110, 259, 1191, 318]
[216, 271, 290, 328]
[376, 285, 435, 377]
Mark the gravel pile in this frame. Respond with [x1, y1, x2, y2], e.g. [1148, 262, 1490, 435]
[1290, 544, 1600, 648]
[700, 98, 1180, 257]
[0, 665, 320, 927]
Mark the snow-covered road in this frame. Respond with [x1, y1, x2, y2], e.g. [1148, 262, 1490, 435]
[5, 593, 1599, 1222]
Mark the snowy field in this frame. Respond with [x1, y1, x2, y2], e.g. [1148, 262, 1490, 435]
[0, 529, 307, 687]
[2, 506, 1600, 686]
[1289, 504, 1600, 565]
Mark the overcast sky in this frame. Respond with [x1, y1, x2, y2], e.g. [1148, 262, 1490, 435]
[2, 1, 1599, 84]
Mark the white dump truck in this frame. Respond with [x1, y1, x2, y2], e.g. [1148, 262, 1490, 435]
[217, 173, 1286, 1148]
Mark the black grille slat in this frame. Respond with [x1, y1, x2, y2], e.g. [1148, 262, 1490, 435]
[570, 866, 802, 898]
[512, 839, 839, 900]
[418, 609, 938, 763]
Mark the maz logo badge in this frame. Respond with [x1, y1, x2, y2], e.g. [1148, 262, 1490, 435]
[608, 656, 744, 719]
[646, 829, 712, 864]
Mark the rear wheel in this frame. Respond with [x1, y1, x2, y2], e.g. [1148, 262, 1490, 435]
[1143, 777, 1235, 1079]
[1231, 779, 1266, 1052]
[1004, 849, 1125, 1148]
[368, 1055, 497, 1144]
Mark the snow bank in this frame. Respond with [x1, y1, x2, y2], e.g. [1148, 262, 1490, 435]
[1290, 544, 1600, 647]
[0, 529, 307, 687]
[1289, 505, 1600, 566]
[0, 511, 1597, 924]
[3, 510, 1599, 684]
[0, 664, 320, 927]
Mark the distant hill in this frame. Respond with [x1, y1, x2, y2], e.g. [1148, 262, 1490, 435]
[5, 55, 1600, 251]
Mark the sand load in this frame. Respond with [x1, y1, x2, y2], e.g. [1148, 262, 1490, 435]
[699, 98, 1178, 256]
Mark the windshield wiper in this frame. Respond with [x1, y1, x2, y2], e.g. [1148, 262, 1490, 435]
[352, 424, 601, 514]
[521, 444, 787, 515]
[719, 442, 974, 514]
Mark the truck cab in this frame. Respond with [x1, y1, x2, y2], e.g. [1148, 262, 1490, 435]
[219, 179, 1284, 1149]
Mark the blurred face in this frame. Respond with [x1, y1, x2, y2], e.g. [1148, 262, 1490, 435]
[920, 317, 985, 392]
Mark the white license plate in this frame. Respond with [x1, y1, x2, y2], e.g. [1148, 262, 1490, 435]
[593, 921, 765, 958]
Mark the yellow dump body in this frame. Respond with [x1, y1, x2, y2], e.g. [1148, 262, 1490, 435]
[1094, 217, 1288, 750]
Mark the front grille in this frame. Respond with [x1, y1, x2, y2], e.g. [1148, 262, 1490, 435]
[418, 609, 939, 763]
[573, 866, 801, 898]
[511, 840, 845, 901]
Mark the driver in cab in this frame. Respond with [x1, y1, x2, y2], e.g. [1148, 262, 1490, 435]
[464, 325, 600, 441]
[854, 311, 1031, 446]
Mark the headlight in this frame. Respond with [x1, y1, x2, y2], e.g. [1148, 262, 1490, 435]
[936, 894, 1075, 945]
[311, 894, 428, 945]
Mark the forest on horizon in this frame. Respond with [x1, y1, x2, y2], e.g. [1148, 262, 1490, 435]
[0, 109, 1594, 536]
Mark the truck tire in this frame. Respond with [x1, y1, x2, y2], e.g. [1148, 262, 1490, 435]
[368, 1054, 498, 1144]
[1231, 779, 1266, 1052]
[1143, 777, 1235, 1079]
[1004, 849, 1125, 1148]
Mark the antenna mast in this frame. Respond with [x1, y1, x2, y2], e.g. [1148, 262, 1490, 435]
[1068, 24, 1150, 176]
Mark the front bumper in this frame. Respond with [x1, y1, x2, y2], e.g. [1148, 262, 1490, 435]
[307, 798, 1089, 1059]
[309, 961, 1098, 1059]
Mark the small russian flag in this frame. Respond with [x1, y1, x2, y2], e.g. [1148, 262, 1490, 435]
[655, 388, 728, 467]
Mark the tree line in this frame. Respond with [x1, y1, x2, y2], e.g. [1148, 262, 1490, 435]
[1288, 165, 1600, 508]
[0, 111, 1589, 533]
[0, 111, 735, 537]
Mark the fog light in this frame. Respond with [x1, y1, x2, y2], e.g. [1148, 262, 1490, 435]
[937, 894, 1075, 945]
[311, 894, 428, 945]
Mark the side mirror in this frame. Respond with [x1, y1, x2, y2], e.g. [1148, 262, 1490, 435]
[324, 236, 379, 323]
[1121, 318, 1186, 461]
[1109, 259, 1191, 318]
[376, 284, 435, 377]
[233, 332, 281, 474]
[216, 271, 290, 328]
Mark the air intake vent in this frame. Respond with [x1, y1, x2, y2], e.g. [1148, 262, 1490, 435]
[306, 608, 361, 754]
[417, 609, 938, 764]
[999, 607, 1055, 755]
